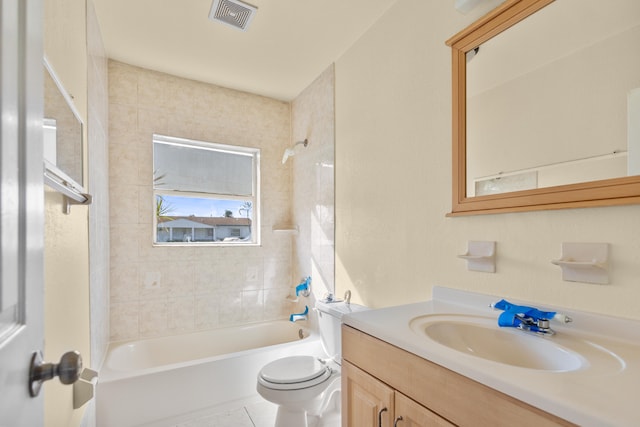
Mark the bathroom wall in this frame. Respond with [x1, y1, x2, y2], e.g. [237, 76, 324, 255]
[291, 65, 336, 300]
[87, 0, 110, 384]
[43, 0, 93, 425]
[108, 62, 295, 341]
[335, 0, 640, 320]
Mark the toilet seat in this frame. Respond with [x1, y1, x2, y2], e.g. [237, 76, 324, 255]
[258, 356, 333, 390]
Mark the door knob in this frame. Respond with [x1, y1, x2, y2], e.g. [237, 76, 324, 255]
[29, 350, 82, 397]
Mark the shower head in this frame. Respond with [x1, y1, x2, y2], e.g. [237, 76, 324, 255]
[281, 148, 296, 164]
[281, 139, 308, 164]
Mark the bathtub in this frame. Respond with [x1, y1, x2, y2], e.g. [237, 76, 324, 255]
[97, 320, 323, 427]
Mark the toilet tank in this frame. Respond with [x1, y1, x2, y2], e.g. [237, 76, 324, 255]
[315, 300, 368, 362]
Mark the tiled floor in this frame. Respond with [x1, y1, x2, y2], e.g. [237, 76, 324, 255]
[138, 395, 341, 427]
[137, 397, 277, 427]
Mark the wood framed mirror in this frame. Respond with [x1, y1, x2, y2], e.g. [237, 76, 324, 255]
[446, 0, 640, 216]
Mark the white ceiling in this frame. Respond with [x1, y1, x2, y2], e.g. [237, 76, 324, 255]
[93, 0, 399, 101]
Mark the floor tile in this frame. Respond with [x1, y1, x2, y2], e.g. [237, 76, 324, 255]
[174, 407, 254, 427]
[136, 394, 341, 427]
[245, 400, 278, 427]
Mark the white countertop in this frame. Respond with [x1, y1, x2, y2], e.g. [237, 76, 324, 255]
[342, 287, 640, 427]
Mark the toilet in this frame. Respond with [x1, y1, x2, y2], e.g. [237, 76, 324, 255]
[257, 299, 367, 427]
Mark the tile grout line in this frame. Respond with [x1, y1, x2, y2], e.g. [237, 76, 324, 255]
[243, 406, 257, 427]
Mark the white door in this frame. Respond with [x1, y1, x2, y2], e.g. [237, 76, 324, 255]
[0, 0, 45, 426]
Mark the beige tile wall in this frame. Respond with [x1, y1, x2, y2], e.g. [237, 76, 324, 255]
[108, 61, 296, 341]
[291, 65, 336, 299]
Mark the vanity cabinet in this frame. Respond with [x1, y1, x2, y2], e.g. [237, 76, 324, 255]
[342, 360, 393, 427]
[394, 391, 454, 427]
[342, 325, 576, 427]
[343, 360, 453, 426]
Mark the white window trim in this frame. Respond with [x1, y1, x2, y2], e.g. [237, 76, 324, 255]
[153, 134, 261, 247]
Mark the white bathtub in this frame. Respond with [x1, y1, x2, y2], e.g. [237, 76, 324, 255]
[97, 320, 323, 427]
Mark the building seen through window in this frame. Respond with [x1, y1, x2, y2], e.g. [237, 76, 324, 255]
[153, 135, 259, 245]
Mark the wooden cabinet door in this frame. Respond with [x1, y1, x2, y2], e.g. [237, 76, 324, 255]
[342, 360, 395, 427]
[394, 392, 455, 427]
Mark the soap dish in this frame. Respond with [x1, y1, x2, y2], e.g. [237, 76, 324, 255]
[551, 242, 609, 284]
[457, 241, 496, 273]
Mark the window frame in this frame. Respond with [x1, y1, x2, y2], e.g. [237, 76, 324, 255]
[152, 134, 261, 247]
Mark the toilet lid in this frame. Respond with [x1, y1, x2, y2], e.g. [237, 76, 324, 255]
[259, 355, 331, 385]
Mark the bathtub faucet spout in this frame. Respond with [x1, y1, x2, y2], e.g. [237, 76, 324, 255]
[289, 306, 309, 322]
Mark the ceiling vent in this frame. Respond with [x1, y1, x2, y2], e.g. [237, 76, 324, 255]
[208, 0, 257, 32]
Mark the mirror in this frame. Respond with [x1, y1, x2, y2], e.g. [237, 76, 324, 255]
[447, 0, 640, 215]
[43, 58, 88, 204]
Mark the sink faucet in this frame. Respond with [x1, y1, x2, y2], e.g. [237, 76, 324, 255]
[490, 299, 572, 336]
[514, 314, 558, 335]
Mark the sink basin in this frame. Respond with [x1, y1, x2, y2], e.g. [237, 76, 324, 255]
[409, 314, 585, 371]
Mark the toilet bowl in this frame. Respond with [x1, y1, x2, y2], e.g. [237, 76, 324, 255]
[257, 299, 367, 427]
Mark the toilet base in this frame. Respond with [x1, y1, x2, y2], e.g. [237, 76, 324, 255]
[268, 383, 341, 427]
[274, 406, 309, 427]
[273, 408, 340, 427]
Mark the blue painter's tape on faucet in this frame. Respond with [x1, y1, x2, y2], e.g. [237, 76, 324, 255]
[492, 299, 556, 328]
[295, 276, 311, 297]
[289, 305, 309, 322]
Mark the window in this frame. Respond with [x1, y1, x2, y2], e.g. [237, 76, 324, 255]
[153, 134, 260, 245]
